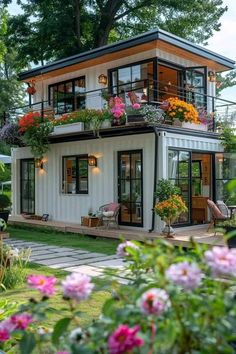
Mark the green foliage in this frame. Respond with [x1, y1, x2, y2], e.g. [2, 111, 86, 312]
[220, 126, 236, 152]
[155, 178, 181, 202]
[3, 0, 227, 63]
[0, 7, 7, 61]
[1, 241, 236, 353]
[0, 299, 18, 321]
[216, 70, 236, 95]
[0, 193, 11, 210]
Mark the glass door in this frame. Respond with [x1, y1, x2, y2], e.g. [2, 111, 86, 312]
[20, 159, 35, 214]
[168, 150, 191, 224]
[215, 153, 236, 204]
[118, 150, 143, 226]
[183, 66, 207, 109]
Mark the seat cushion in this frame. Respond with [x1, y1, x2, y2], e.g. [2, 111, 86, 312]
[103, 211, 114, 217]
[216, 201, 230, 218]
[207, 199, 227, 220]
[105, 203, 119, 212]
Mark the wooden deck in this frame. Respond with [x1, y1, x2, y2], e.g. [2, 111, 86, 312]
[8, 216, 225, 248]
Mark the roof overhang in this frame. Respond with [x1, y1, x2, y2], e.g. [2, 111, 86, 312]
[19, 29, 235, 82]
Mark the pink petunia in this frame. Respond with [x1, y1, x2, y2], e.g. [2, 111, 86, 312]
[166, 261, 203, 290]
[10, 313, 33, 330]
[108, 324, 144, 354]
[27, 274, 57, 296]
[61, 273, 94, 302]
[139, 288, 170, 315]
[132, 103, 141, 110]
[204, 246, 236, 277]
[57, 352, 70, 354]
[116, 241, 139, 257]
[0, 319, 14, 342]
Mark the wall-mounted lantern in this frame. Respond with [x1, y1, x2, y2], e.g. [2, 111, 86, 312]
[208, 71, 216, 82]
[35, 158, 44, 169]
[88, 155, 97, 167]
[98, 74, 108, 85]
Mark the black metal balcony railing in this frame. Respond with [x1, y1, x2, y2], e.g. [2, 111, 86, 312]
[1, 79, 236, 132]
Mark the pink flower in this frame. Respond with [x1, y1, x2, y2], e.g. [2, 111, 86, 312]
[204, 246, 236, 277]
[57, 352, 69, 354]
[61, 273, 94, 302]
[108, 324, 144, 354]
[166, 261, 203, 290]
[116, 241, 139, 257]
[10, 313, 33, 330]
[132, 103, 141, 110]
[0, 319, 14, 342]
[27, 275, 57, 296]
[139, 288, 170, 315]
[112, 109, 124, 118]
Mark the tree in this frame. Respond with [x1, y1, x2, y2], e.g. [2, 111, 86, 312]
[216, 70, 236, 96]
[3, 0, 227, 64]
[0, 7, 7, 61]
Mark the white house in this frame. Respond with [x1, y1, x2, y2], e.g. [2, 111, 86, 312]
[10, 29, 236, 231]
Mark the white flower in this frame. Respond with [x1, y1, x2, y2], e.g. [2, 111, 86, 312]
[69, 327, 83, 342]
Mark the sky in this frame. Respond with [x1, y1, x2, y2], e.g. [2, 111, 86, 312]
[7, 0, 236, 102]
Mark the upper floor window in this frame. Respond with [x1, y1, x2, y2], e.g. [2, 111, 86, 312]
[49, 77, 86, 114]
[62, 155, 88, 194]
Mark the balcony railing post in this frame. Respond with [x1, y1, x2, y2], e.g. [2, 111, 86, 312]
[41, 101, 44, 122]
[212, 96, 215, 132]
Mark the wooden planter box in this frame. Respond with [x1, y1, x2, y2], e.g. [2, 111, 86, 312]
[81, 216, 101, 227]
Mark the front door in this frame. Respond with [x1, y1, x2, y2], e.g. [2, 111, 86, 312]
[20, 159, 35, 214]
[118, 150, 143, 226]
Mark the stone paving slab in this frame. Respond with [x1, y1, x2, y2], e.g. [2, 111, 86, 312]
[89, 259, 125, 269]
[37, 257, 80, 266]
[64, 265, 104, 277]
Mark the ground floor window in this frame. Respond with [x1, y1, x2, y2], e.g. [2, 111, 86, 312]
[215, 153, 236, 204]
[62, 155, 88, 194]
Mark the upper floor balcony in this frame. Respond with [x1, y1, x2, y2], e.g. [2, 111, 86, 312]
[2, 79, 236, 136]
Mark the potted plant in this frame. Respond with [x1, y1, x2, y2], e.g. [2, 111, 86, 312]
[0, 194, 11, 223]
[161, 97, 200, 126]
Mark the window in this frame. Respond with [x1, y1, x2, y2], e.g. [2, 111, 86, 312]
[62, 156, 88, 194]
[49, 77, 86, 114]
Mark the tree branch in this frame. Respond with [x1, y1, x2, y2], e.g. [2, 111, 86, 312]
[114, 0, 156, 21]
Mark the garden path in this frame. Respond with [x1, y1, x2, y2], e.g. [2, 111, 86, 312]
[4, 238, 128, 282]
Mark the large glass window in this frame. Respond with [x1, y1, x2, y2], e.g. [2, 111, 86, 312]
[215, 153, 236, 204]
[49, 76, 86, 114]
[110, 61, 154, 105]
[62, 156, 88, 194]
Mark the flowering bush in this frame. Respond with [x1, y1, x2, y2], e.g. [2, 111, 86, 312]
[109, 96, 126, 125]
[140, 104, 164, 124]
[0, 241, 236, 353]
[18, 111, 54, 158]
[161, 97, 200, 124]
[155, 195, 188, 237]
[53, 109, 112, 127]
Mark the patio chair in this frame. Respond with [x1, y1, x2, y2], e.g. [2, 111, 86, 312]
[216, 200, 231, 218]
[98, 203, 120, 229]
[207, 199, 230, 234]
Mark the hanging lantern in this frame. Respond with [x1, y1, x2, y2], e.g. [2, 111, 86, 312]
[26, 80, 36, 95]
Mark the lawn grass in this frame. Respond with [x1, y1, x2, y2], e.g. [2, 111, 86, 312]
[3, 262, 111, 328]
[7, 225, 120, 255]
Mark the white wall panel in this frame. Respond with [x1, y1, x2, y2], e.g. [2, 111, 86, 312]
[12, 134, 155, 230]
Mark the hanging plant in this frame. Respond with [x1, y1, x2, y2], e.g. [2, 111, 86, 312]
[18, 112, 53, 158]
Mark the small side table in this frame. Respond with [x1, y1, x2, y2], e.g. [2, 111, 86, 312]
[227, 205, 236, 218]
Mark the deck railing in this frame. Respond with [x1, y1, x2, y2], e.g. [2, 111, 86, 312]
[2, 79, 236, 132]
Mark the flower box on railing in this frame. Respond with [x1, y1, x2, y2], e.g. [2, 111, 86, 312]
[182, 122, 208, 131]
[51, 122, 84, 135]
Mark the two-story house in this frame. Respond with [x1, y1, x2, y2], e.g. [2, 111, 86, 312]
[10, 28, 236, 231]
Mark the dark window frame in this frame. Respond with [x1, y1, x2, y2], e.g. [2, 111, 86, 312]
[49, 76, 86, 114]
[20, 158, 35, 214]
[62, 154, 89, 195]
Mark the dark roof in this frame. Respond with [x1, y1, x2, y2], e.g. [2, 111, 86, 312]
[19, 28, 235, 80]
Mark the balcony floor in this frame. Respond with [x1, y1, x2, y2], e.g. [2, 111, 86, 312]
[9, 216, 225, 248]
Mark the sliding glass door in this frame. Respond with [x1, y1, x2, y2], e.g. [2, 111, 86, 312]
[118, 150, 143, 226]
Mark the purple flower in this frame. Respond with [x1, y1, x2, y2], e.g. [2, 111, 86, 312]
[61, 273, 94, 302]
[0, 123, 22, 145]
[139, 288, 170, 315]
[108, 324, 144, 354]
[116, 241, 139, 257]
[0, 318, 16, 342]
[10, 313, 33, 330]
[166, 261, 203, 290]
[204, 246, 236, 277]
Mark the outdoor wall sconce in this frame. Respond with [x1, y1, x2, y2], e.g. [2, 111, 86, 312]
[98, 74, 108, 85]
[208, 71, 216, 82]
[88, 155, 97, 167]
[35, 158, 44, 169]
